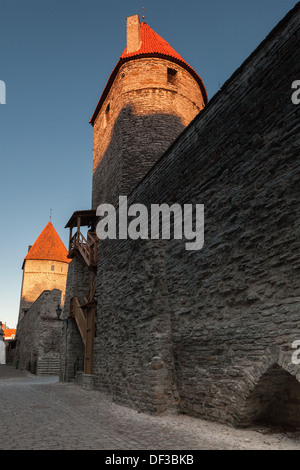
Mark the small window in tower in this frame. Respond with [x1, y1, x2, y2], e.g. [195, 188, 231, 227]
[167, 68, 177, 84]
[51, 265, 55, 271]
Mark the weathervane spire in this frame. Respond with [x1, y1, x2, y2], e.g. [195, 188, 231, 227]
[142, 6, 145, 21]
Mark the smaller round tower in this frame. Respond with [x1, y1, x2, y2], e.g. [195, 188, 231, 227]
[18, 222, 71, 323]
[90, 14, 208, 208]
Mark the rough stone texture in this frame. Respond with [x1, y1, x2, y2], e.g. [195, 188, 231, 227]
[93, 239, 181, 414]
[15, 289, 63, 375]
[92, 57, 206, 208]
[91, 5, 300, 425]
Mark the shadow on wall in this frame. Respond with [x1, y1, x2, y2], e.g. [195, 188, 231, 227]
[92, 105, 186, 208]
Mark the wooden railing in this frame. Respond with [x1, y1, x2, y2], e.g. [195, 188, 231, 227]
[69, 231, 98, 269]
[87, 232, 98, 267]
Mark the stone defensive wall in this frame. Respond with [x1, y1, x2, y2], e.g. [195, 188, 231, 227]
[92, 4, 300, 426]
[15, 289, 63, 375]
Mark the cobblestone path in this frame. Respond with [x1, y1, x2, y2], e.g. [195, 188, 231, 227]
[1, 365, 300, 451]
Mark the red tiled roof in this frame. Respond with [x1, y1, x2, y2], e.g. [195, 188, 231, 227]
[120, 22, 191, 61]
[24, 222, 70, 265]
[90, 21, 208, 125]
[3, 329, 16, 339]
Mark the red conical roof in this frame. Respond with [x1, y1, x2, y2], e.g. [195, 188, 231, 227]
[120, 22, 191, 62]
[24, 222, 70, 265]
[90, 21, 208, 125]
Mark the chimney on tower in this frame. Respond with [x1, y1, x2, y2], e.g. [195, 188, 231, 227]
[126, 14, 141, 53]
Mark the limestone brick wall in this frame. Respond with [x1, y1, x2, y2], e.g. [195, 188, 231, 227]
[19, 259, 69, 321]
[92, 57, 206, 208]
[93, 4, 300, 424]
[15, 289, 63, 373]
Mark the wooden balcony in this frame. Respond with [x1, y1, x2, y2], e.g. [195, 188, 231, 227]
[65, 210, 98, 271]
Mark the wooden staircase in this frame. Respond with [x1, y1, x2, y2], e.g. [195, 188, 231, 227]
[65, 211, 99, 376]
[68, 231, 98, 272]
[67, 221, 98, 376]
[69, 288, 96, 376]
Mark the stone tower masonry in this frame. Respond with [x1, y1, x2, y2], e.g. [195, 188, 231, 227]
[18, 222, 70, 323]
[90, 14, 208, 208]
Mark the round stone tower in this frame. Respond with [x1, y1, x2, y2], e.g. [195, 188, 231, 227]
[18, 222, 70, 323]
[90, 14, 208, 208]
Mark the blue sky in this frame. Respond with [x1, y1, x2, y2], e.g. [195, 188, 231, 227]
[0, 0, 297, 328]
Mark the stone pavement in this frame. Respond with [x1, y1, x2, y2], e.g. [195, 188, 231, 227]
[1, 364, 300, 451]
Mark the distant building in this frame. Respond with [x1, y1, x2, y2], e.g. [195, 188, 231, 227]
[3, 329, 16, 341]
[1, 326, 16, 364]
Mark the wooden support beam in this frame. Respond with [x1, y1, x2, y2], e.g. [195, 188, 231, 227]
[69, 296, 96, 375]
[77, 216, 81, 240]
